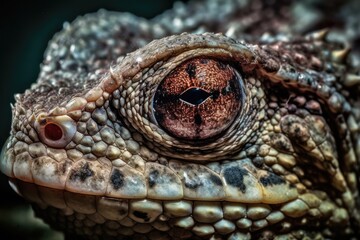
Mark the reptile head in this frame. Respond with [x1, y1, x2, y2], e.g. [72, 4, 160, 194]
[1, 10, 360, 240]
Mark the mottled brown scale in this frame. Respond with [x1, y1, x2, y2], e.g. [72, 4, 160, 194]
[153, 58, 243, 140]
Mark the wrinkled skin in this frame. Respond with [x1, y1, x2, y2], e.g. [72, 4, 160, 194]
[1, 0, 360, 239]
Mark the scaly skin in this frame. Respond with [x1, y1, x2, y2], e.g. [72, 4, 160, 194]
[1, 0, 360, 239]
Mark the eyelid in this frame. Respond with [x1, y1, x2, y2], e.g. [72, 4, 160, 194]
[35, 114, 77, 148]
[114, 39, 255, 159]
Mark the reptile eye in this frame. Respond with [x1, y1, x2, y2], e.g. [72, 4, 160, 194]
[153, 58, 243, 140]
[35, 115, 77, 148]
[44, 123, 63, 141]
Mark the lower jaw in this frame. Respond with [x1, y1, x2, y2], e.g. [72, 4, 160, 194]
[30, 204, 327, 240]
[8, 179, 356, 239]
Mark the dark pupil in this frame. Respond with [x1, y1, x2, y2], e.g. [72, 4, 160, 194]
[153, 57, 242, 141]
[180, 88, 210, 105]
[45, 123, 63, 141]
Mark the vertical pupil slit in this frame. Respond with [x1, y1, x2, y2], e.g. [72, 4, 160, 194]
[44, 123, 63, 141]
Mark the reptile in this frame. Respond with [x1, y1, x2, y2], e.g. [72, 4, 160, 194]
[1, 0, 360, 239]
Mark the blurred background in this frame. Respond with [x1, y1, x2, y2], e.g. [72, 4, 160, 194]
[0, 1, 181, 239]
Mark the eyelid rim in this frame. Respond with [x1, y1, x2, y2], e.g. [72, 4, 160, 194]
[108, 34, 258, 160]
[127, 49, 245, 138]
[118, 50, 252, 160]
[35, 114, 77, 149]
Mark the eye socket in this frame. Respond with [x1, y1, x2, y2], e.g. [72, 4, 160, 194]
[44, 123, 63, 141]
[35, 115, 76, 148]
[153, 58, 243, 141]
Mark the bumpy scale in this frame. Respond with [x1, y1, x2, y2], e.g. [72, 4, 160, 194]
[1, 0, 360, 239]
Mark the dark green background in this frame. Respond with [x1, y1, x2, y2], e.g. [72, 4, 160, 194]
[0, 1, 181, 239]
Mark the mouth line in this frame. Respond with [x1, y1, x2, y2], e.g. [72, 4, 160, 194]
[2, 141, 338, 237]
[11, 178, 300, 234]
[1, 142, 298, 205]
